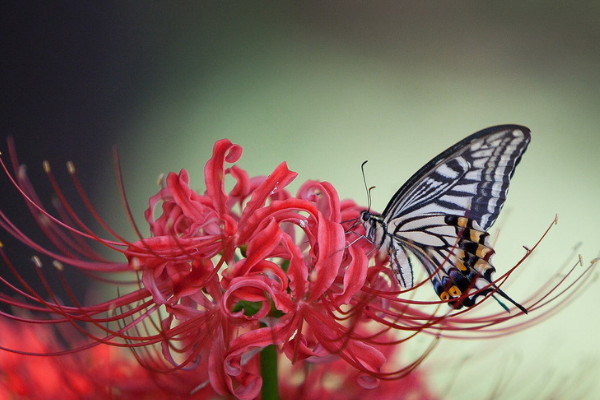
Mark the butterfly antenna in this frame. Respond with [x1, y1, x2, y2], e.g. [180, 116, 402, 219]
[361, 160, 374, 211]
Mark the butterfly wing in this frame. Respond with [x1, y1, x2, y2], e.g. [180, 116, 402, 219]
[365, 125, 530, 311]
[382, 125, 531, 230]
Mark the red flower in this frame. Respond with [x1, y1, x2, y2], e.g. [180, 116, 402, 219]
[0, 137, 596, 399]
[122, 140, 380, 398]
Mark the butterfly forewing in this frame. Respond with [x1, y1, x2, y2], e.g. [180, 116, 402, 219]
[382, 126, 530, 230]
[362, 125, 530, 312]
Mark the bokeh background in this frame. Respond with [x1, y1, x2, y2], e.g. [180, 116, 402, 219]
[2, 2, 599, 399]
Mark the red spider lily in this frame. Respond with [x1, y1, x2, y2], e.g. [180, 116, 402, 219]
[0, 137, 596, 399]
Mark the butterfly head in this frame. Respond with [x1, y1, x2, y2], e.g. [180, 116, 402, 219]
[359, 209, 371, 223]
[359, 210, 373, 240]
[359, 209, 401, 268]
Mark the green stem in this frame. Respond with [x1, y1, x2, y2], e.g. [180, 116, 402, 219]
[260, 344, 279, 400]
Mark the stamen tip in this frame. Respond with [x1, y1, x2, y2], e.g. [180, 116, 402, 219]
[130, 257, 142, 270]
[43, 160, 51, 173]
[157, 173, 165, 186]
[52, 260, 64, 271]
[66, 161, 75, 174]
[31, 255, 43, 268]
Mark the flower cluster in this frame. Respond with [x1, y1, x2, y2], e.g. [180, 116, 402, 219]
[121, 140, 387, 398]
[0, 138, 595, 399]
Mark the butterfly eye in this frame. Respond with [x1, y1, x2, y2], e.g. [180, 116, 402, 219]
[360, 210, 370, 222]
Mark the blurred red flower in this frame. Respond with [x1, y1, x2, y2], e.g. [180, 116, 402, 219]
[0, 318, 219, 399]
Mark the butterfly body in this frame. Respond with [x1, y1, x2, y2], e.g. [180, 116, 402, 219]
[361, 125, 531, 313]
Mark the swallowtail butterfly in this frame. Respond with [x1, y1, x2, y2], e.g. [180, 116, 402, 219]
[361, 125, 530, 313]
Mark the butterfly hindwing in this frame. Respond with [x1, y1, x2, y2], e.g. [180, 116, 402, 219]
[361, 125, 530, 312]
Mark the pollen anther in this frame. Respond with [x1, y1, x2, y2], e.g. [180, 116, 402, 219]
[31, 255, 43, 268]
[130, 257, 142, 270]
[52, 260, 64, 271]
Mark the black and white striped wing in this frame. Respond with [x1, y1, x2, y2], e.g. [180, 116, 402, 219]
[382, 125, 531, 230]
[362, 125, 530, 312]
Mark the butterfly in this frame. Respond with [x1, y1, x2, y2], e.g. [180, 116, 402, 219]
[360, 125, 531, 313]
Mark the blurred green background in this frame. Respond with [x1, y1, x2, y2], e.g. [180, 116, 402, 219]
[2, 2, 599, 398]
